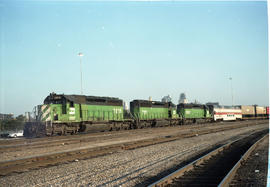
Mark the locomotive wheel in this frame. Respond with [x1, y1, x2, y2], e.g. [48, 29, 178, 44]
[63, 126, 67, 135]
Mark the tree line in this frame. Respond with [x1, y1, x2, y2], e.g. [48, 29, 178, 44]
[0, 115, 26, 132]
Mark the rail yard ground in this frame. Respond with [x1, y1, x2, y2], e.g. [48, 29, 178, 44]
[229, 133, 269, 186]
[0, 120, 268, 186]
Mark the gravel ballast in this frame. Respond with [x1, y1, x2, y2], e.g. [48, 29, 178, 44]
[0, 123, 268, 187]
[0, 120, 266, 162]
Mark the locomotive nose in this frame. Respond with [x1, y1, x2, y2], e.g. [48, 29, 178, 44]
[41, 104, 51, 122]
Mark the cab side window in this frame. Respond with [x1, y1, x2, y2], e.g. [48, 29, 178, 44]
[54, 114, 58, 120]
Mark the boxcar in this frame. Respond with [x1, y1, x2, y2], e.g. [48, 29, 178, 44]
[240, 105, 256, 119]
[255, 106, 267, 118]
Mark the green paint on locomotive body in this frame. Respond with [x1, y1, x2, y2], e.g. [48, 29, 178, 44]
[40, 103, 80, 123]
[80, 104, 123, 121]
[180, 108, 205, 119]
[130, 100, 179, 121]
[40, 93, 124, 124]
[177, 104, 212, 119]
[137, 106, 169, 120]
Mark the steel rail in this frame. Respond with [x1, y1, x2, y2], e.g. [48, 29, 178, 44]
[218, 133, 269, 187]
[0, 125, 267, 177]
[148, 131, 268, 187]
[0, 126, 242, 176]
[0, 122, 260, 153]
[0, 120, 266, 150]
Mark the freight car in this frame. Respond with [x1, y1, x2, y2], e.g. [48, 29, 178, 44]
[255, 105, 267, 118]
[240, 105, 256, 119]
[267, 107, 269, 119]
[238, 105, 268, 120]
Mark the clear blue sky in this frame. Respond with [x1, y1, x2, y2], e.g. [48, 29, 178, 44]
[0, 1, 268, 116]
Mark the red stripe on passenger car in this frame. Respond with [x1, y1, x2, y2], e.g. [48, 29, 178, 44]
[214, 112, 242, 115]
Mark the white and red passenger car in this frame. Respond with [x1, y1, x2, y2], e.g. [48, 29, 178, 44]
[213, 106, 242, 121]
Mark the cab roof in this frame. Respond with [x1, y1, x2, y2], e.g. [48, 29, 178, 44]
[44, 93, 123, 106]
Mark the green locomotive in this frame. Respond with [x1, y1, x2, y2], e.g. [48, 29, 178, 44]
[130, 100, 179, 128]
[24, 93, 130, 137]
[24, 93, 214, 137]
[177, 103, 213, 124]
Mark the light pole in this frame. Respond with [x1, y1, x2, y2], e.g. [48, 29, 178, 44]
[229, 77, 233, 106]
[78, 52, 84, 95]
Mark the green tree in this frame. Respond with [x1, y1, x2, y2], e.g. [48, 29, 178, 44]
[0, 114, 26, 132]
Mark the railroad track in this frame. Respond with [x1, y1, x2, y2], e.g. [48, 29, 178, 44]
[149, 129, 268, 187]
[0, 123, 266, 177]
[0, 125, 244, 176]
[0, 120, 266, 153]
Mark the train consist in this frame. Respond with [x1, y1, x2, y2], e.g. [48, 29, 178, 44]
[23, 93, 269, 137]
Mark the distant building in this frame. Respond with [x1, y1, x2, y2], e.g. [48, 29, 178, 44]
[0, 113, 14, 120]
[179, 93, 188, 104]
[161, 95, 172, 103]
[149, 96, 152, 101]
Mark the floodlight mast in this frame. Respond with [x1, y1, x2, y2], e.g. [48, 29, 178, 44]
[78, 52, 84, 95]
[229, 77, 233, 106]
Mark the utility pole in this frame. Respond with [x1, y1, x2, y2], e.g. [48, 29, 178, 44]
[229, 77, 233, 106]
[78, 52, 84, 95]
